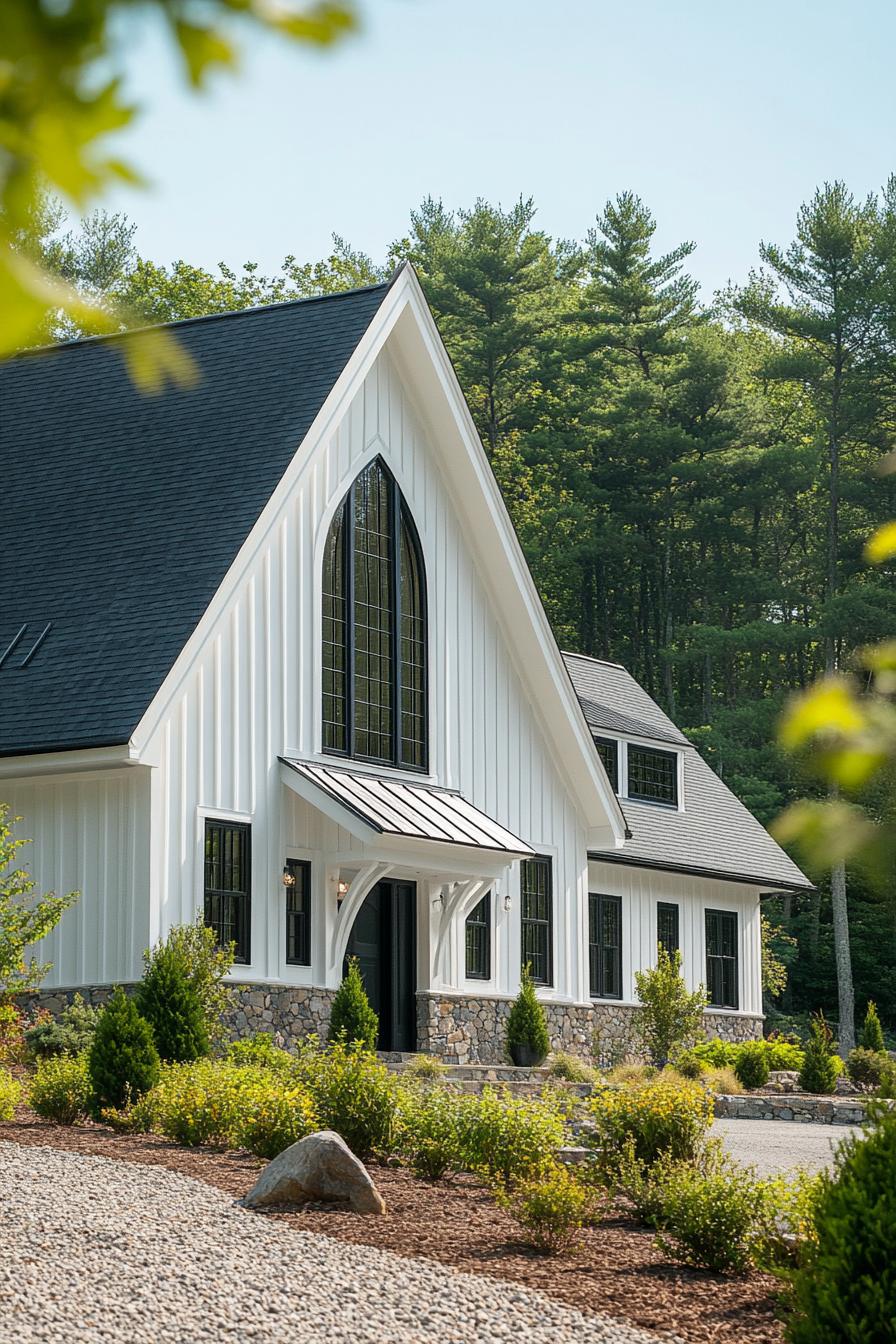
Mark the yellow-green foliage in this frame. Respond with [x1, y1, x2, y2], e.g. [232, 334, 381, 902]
[225, 1032, 295, 1074]
[234, 1077, 317, 1159]
[588, 1077, 713, 1166]
[294, 1041, 398, 1159]
[29, 1052, 91, 1124]
[496, 1162, 594, 1253]
[605, 1063, 656, 1088]
[454, 1086, 567, 1187]
[0, 1002, 27, 1067]
[404, 1053, 448, 1081]
[396, 1084, 463, 1180]
[0, 1065, 21, 1121]
[147, 1059, 317, 1154]
[547, 1052, 599, 1085]
[700, 1065, 743, 1095]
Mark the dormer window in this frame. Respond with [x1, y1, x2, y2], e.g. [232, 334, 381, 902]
[627, 745, 678, 807]
[322, 456, 427, 770]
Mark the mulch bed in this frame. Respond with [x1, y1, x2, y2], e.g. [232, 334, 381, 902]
[2, 1108, 785, 1344]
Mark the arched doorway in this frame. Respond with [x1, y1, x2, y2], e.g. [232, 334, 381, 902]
[344, 879, 417, 1052]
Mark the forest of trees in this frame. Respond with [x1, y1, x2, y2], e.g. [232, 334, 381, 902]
[17, 181, 896, 1042]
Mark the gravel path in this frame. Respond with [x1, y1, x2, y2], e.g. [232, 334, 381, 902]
[714, 1117, 856, 1176]
[0, 1141, 664, 1344]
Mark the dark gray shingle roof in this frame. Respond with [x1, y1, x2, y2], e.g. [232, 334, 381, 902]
[0, 284, 389, 756]
[563, 653, 813, 891]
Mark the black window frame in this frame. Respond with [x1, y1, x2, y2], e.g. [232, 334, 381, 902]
[626, 744, 678, 807]
[595, 736, 619, 792]
[284, 857, 312, 967]
[705, 908, 739, 1009]
[589, 892, 623, 1000]
[464, 890, 491, 981]
[322, 456, 428, 772]
[203, 819, 251, 965]
[657, 901, 680, 957]
[520, 856, 553, 987]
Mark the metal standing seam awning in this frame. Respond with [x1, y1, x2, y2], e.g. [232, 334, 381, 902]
[279, 757, 534, 857]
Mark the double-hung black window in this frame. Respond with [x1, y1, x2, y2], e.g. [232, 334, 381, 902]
[322, 456, 427, 769]
[589, 892, 622, 999]
[705, 909, 739, 1009]
[627, 745, 678, 806]
[285, 858, 311, 966]
[204, 819, 251, 964]
[465, 891, 491, 980]
[657, 901, 680, 956]
[520, 857, 552, 986]
[595, 737, 619, 792]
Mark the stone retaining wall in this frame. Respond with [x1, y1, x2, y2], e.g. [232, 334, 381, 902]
[713, 1092, 875, 1126]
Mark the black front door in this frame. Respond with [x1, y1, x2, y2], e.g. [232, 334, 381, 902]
[345, 880, 417, 1052]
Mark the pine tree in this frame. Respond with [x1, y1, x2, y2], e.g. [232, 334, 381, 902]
[88, 987, 160, 1113]
[136, 943, 209, 1063]
[798, 1012, 839, 1095]
[328, 957, 378, 1052]
[860, 1000, 886, 1053]
[506, 965, 550, 1064]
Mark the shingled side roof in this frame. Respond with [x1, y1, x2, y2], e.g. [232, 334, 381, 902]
[0, 283, 389, 756]
[563, 652, 813, 892]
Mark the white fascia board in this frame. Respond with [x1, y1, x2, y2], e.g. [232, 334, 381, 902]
[0, 743, 140, 781]
[278, 759, 379, 844]
[390, 272, 627, 845]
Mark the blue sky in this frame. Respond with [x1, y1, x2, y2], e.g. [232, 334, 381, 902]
[104, 0, 896, 300]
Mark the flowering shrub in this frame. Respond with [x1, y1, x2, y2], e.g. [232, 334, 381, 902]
[455, 1086, 567, 1187]
[496, 1162, 594, 1253]
[587, 1077, 713, 1167]
[0, 1065, 21, 1120]
[29, 1052, 91, 1124]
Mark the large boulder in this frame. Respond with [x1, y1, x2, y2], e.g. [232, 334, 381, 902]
[242, 1130, 385, 1214]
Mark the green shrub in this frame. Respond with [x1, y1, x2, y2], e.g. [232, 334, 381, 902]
[88, 987, 160, 1113]
[700, 1065, 743, 1095]
[587, 1077, 713, 1168]
[496, 1162, 592, 1253]
[298, 1041, 397, 1158]
[787, 1105, 896, 1342]
[0, 1065, 21, 1120]
[798, 1014, 838, 1096]
[634, 946, 707, 1067]
[653, 1150, 773, 1273]
[506, 965, 550, 1064]
[233, 1076, 317, 1158]
[29, 1052, 91, 1124]
[328, 958, 378, 1052]
[396, 1084, 463, 1181]
[455, 1086, 566, 1187]
[547, 1051, 599, 1084]
[846, 1047, 891, 1089]
[0, 1002, 27, 1067]
[226, 1032, 295, 1073]
[137, 943, 209, 1064]
[692, 1037, 805, 1073]
[23, 994, 100, 1060]
[150, 1060, 244, 1146]
[672, 1049, 708, 1080]
[735, 1040, 770, 1090]
[859, 1000, 886, 1054]
[142, 919, 235, 1048]
[404, 1053, 447, 1082]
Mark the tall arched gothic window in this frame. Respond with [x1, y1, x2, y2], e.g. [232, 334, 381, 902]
[322, 457, 427, 769]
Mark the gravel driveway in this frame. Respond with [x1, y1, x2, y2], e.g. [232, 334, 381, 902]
[714, 1117, 857, 1176]
[0, 1141, 663, 1344]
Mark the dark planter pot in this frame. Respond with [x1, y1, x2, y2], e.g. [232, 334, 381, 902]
[509, 1042, 547, 1068]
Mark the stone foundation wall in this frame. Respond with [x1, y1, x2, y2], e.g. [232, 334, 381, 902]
[19, 983, 762, 1062]
[714, 1093, 881, 1126]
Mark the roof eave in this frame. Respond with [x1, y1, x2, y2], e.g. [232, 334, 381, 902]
[587, 849, 816, 893]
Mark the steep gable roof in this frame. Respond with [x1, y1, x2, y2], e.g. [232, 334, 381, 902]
[563, 652, 813, 892]
[0, 284, 389, 756]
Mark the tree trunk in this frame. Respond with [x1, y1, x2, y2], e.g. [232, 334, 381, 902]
[831, 859, 855, 1054]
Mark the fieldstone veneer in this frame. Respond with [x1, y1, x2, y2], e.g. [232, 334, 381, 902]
[416, 993, 763, 1065]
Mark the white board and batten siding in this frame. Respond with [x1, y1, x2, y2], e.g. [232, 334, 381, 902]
[588, 859, 763, 1018]
[3, 768, 150, 988]
[127, 348, 592, 999]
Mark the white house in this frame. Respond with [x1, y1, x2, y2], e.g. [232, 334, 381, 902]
[0, 264, 811, 1061]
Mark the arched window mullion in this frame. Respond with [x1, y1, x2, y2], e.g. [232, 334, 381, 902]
[345, 484, 356, 757]
[389, 473, 402, 769]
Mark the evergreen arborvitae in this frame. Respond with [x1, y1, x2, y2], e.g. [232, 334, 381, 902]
[328, 957, 378, 1052]
[137, 943, 209, 1063]
[506, 964, 550, 1061]
[798, 1012, 838, 1095]
[88, 986, 160, 1113]
[787, 1105, 896, 1343]
[859, 1000, 886, 1054]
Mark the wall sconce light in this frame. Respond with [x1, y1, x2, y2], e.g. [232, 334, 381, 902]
[336, 879, 349, 908]
[431, 891, 444, 910]
[503, 892, 512, 913]
[282, 866, 295, 888]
